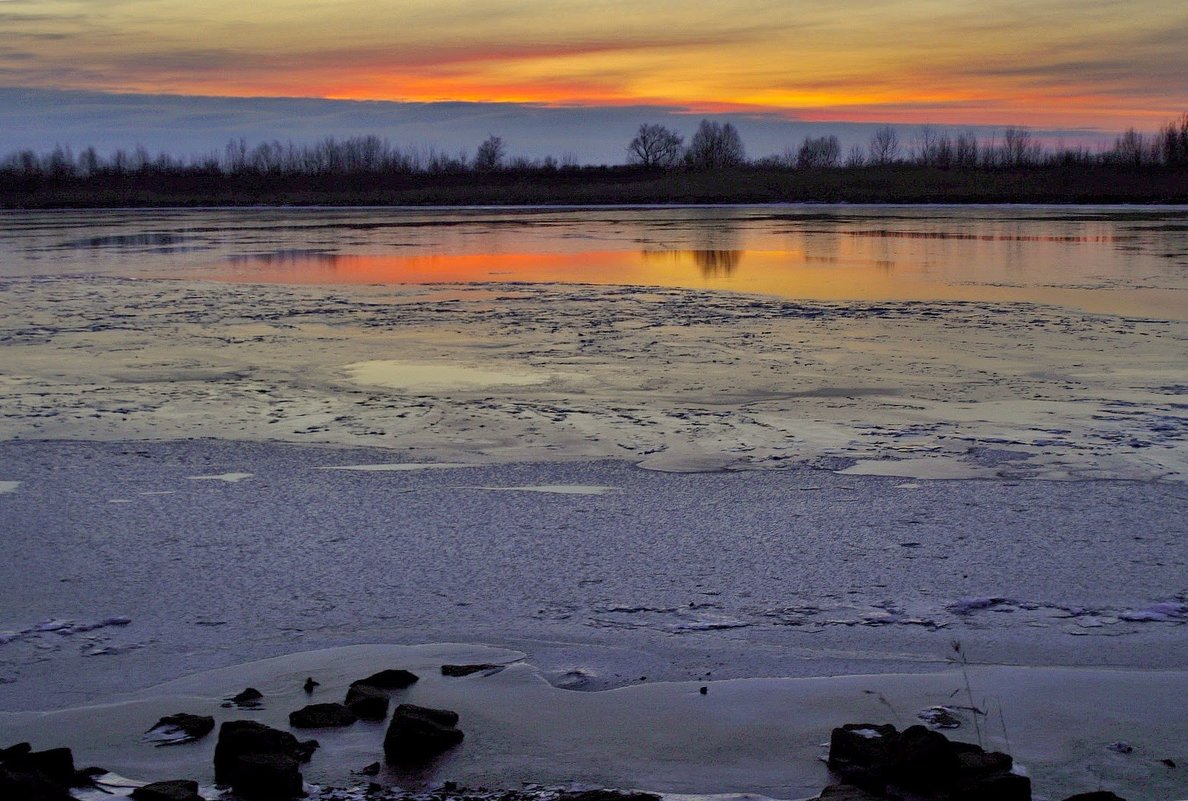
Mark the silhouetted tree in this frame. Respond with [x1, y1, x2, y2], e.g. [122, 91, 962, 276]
[954, 132, 979, 168]
[868, 125, 900, 164]
[1000, 127, 1040, 167]
[1111, 128, 1153, 166]
[843, 144, 866, 167]
[627, 123, 684, 168]
[1157, 114, 1188, 165]
[686, 120, 745, 169]
[795, 135, 841, 169]
[473, 135, 506, 171]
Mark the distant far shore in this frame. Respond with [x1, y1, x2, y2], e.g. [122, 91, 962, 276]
[3, 165, 1187, 208]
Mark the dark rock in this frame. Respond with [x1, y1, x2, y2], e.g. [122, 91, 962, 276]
[303, 677, 319, 693]
[0, 764, 75, 801]
[1061, 794, 1128, 801]
[354, 669, 418, 689]
[289, 703, 357, 729]
[357, 762, 381, 776]
[827, 723, 897, 791]
[130, 779, 204, 801]
[144, 713, 215, 746]
[1161, 758, 1177, 768]
[555, 791, 662, 801]
[885, 725, 960, 790]
[23, 749, 76, 787]
[827, 722, 1027, 800]
[699, 686, 708, 695]
[230, 687, 264, 707]
[383, 704, 463, 763]
[213, 720, 317, 787]
[956, 769, 1031, 801]
[0, 746, 80, 801]
[441, 663, 502, 677]
[344, 684, 390, 721]
[231, 753, 303, 800]
[814, 785, 885, 801]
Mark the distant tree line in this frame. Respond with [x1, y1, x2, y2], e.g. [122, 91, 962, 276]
[2, 115, 1186, 183]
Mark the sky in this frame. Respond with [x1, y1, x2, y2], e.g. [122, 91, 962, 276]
[2, 0, 1186, 160]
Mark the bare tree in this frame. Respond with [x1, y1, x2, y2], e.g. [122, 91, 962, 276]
[627, 123, 684, 168]
[844, 144, 866, 167]
[1111, 128, 1150, 166]
[473, 135, 506, 171]
[686, 120, 746, 169]
[954, 132, 979, 168]
[1000, 127, 1040, 167]
[795, 135, 841, 169]
[1157, 114, 1188, 165]
[868, 125, 900, 165]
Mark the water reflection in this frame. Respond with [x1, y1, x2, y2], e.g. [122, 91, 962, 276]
[2, 205, 1185, 319]
[640, 249, 744, 277]
[691, 249, 743, 276]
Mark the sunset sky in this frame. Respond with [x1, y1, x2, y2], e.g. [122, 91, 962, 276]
[3, 0, 1186, 158]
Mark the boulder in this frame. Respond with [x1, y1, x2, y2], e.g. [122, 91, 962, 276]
[0, 745, 79, 801]
[144, 714, 215, 746]
[885, 725, 960, 790]
[826, 722, 1029, 800]
[827, 724, 897, 792]
[0, 764, 75, 801]
[288, 703, 357, 729]
[130, 779, 204, 801]
[344, 684, 390, 721]
[213, 720, 317, 794]
[441, 663, 502, 677]
[1062, 794, 1128, 801]
[353, 669, 418, 689]
[957, 770, 1031, 801]
[383, 704, 463, 763]
[230, 753, 303, 801]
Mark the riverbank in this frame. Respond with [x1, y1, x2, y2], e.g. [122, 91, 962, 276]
[3, 165, 1188, 209]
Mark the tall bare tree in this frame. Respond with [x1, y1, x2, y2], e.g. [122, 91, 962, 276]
[868, 125, 900, 165]
[686, 120, 746, 169]
[627, 124, 684, 168]
[473, 135, 506, 171]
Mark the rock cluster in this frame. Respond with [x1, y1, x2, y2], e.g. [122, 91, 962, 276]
[826, 722, 1029, 800]
[0, 743, 84, 801]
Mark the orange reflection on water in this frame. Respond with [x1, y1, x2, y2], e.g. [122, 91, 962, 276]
[204, 247, 1183, 320]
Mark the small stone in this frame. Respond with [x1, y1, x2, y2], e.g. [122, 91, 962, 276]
[230, 687, 264, 707]
[699, 686, 708, 695]
[1061, 793, 1128, 801]
[357, 762, 381, 776]
[1161, 758, 1177, 768]
[1106, 741, 1134, 754]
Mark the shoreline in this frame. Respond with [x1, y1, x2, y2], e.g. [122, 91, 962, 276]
[4, 166, 1188, 209]
[3, 642, 1186, 801]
